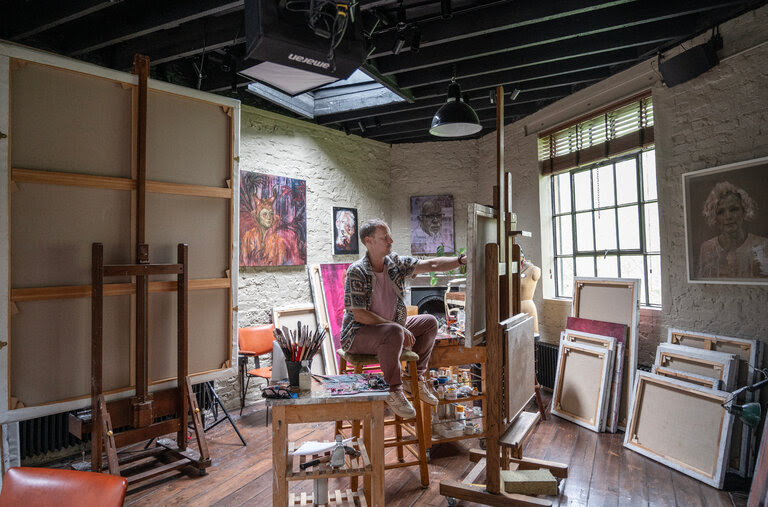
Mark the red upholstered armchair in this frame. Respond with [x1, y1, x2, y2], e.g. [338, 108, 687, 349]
[0, 466, 127, 507]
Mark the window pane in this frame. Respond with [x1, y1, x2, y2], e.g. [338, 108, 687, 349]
[642, 150, 657, 201]
[644, 202, 660, 253]
[597, 255, 619, 278]
[576, 256, 596, 277]
[647, 254, 661, 306]
[617, 205, 640, 250]
[620, 255, 646, 304]
[558, 257, 574, 297]
[593, 165, 615, 208]
[553, 172, 571, 214]
[594, 209, 617, 251]
[573, 170, 592, 211]
[615, 159, 638, 204]
[556, 216, 573, 255]
[575, 212, 594, 252]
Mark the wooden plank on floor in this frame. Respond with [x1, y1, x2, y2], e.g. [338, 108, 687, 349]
[586, 431, 621, 505]
[557, 425, 598, 506]
[644, 455, 676, 507]
[618, 434, 649, 506]
[671, 468, 705, 507]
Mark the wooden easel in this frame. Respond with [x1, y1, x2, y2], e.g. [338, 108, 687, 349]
[89, 242, 210, 483]
[439, 87, 566, 506]
[69, 54, 210, 485]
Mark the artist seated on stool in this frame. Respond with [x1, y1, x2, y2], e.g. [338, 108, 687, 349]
[341, 219, 468, 418]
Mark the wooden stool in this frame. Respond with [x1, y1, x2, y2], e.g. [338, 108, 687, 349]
[335, 349, 430, 488]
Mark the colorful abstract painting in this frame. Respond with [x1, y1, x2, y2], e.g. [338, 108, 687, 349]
[319, 262, 351, 370]
[240, 171, 306, 266]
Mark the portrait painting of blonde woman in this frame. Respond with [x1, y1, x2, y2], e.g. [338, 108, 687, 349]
[683, 157, 768, 284]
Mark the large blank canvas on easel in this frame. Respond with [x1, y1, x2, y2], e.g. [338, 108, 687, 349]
[3, 48, 238, 421]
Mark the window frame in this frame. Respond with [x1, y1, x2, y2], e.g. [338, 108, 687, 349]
[551, 148, 660, 306]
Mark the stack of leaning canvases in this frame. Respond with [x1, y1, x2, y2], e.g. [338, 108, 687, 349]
[623, 329, 760, 488]
[551, 277, 640, 434]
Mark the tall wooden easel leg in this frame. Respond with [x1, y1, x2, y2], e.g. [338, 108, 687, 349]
[98, 394, 120, 475]
[186, 376, 210, 464]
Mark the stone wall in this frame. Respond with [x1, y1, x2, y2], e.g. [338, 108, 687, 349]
[227, 106, 391, 408]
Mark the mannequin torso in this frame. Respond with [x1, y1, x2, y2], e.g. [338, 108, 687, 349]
[519, 260, 541, 333]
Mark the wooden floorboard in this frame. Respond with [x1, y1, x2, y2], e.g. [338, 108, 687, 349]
[102, 397, 740, 507]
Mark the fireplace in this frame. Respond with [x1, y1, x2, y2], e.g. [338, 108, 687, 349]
[410, 286, 447, 321]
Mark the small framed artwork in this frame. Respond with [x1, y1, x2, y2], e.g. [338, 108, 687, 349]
[683, 156, 768, 284]
[332, 207, 359, 255]
[410, 194, 454, 255]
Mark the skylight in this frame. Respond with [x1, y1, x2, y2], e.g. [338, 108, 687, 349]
[245, 68, 407, 120]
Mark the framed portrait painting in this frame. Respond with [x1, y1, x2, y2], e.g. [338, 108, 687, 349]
[410, 194, 455, 255]
[683, 156, 768, 284]
[332, 207, 359, 255]
[239, 171, 307, 267]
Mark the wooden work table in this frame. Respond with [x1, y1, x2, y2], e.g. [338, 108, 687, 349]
[266, 381, 388, 506]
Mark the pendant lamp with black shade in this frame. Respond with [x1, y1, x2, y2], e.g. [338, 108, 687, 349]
[429, 78, 482, 138]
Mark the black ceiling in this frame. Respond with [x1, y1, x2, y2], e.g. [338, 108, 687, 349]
[3, 0, 765, 144]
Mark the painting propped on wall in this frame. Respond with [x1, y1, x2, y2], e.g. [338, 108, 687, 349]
[333, 207, 359, 255]
[683, 156, 768, 284]
[240, 171, 306, 266]
[410, 194, 454, 255]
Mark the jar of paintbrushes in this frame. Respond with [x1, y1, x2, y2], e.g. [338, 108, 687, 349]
[273, 323, 327, 390]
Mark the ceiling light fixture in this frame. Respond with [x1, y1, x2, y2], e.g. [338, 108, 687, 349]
[429, 78, 481, 138]
[510, 88, 521, 101]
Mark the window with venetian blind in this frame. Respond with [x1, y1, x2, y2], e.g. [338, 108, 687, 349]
[540, 94, 661, 306]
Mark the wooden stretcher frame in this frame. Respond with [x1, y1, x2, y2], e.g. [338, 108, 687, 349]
[272, 304, 325, 375]
[308, 265, 339, 375]
[655, 343, 738, 391]
[667, 327, 761, 477]
[624, 371, 733, 489]
[465, 203, 497, 347]
[662, 333, 752, 475]
[651, 365, 721, 390]
[667, 328, 760, 389]
[551, 339, 614, 432]
[561, 329, 621, 432]
[572, 276, 639, 430]
[0, 42, 239, 423]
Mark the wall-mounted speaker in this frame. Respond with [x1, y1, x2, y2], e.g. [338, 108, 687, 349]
[659, 37, 722, 88]
[242, 0, 366, 95]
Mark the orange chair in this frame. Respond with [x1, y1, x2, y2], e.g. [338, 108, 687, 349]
[238, 324, 276, 421]
[0, 466, 127, 507]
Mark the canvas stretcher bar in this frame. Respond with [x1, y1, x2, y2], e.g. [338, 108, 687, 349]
[651, 365, 721, 390]
[561, 329, 621, 432]
[655, 343, 738, 391]
[551, 339, 614, 432]
[665, 329, 757, 476]
[624, 371, 733, 489]
[571, 276, 639, 430]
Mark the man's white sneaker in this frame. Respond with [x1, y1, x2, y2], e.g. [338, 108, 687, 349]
[418, 381, 439, 406]
[386, 390, 417, 419]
